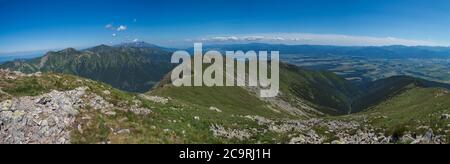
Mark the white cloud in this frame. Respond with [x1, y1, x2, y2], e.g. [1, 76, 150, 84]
[205, 36, 265, 42]
[112, 33, 117, 37]
[105, 24, 114, 30]
[195, 33, 442, 46]
[117, 25, 127, 31]
[133, 38, 139, 42]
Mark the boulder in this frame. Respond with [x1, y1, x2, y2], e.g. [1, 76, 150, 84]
[1, 100, 12, 111]
[116, 129, 131, 134]
[209, 106, 222, 113]
[441, 114, 450, 120]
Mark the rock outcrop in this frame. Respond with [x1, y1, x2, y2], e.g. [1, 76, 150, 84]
[0, 87, 87, 144]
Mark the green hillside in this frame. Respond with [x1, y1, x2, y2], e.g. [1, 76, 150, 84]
[150, 62, 362, 116]
[0, 44, 174, 93]
[352, 76, 450, 113]
[1, 69, 449, 144]
[0, 71, 302, 144]
[278, 63, 361, 115]
[345, 87, 450, 143]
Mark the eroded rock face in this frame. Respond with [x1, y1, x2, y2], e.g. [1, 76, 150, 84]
[0, 87, 87, 144]
[0, 86, 152, 144]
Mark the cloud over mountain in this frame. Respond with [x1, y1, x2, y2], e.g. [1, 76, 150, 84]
[196, 33, 441, 46]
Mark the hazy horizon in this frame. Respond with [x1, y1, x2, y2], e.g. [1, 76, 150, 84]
[4, 40, 450, 57]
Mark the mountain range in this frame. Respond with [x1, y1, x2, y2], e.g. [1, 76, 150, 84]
[0, 42, 175, 92]
[1, 42, 449, 144]
[196, 43, 450, 59]
[3, 42, 450, 114]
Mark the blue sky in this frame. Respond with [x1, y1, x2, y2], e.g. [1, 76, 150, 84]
[1, 0, 450, 54]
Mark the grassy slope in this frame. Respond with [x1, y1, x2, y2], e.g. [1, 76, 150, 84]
[353, 76, 450, 113]
[151, 86, 289, 119]
[150, 61, 295, 119]
[2, 72, 449, 143]
[342, 87, 450, 141]
[278, 63, 361, 115]
[153, 62, 362, 116]
[0, 73, 294, 143]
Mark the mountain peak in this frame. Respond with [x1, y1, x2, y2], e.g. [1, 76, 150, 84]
[86, 44, 114, 52]
[60, 48, 78, 53]
[96, 44, 112, 48]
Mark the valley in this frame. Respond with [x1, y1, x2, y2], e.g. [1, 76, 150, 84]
[283, 55, 450, 85]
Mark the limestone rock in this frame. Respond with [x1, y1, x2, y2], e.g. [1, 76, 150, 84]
[209, 106, 222, 113]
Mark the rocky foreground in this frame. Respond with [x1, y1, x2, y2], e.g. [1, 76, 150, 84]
[0, 85, 154, 144]
[210, 115, 448, 144]
[0, 70, 153, 144]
